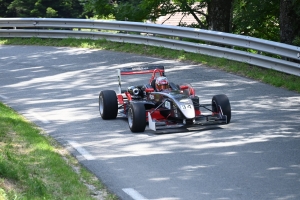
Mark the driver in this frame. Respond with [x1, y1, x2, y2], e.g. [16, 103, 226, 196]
[155, 76, 170, 91]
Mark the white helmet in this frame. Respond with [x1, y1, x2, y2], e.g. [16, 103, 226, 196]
[155, 76, 169, 91]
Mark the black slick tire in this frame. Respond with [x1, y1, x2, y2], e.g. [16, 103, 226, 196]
[99, 90, 118, 119]
[212, 94, 231, 123]
[127, 103, 146, 132]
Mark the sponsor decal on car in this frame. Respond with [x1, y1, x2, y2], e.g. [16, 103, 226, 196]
[180, 104, 193, 110]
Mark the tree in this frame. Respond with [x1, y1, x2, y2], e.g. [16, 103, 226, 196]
[0, 0, 16, 17]
[114, 0, 145, 21]
[5, 0, 91, 18]
[207, 0, 234, 33]
[89, 0, 233, 31]
[140, 0, 208, 28]
[232, 0, 280, 41]
[280, 0, 300, 45]
[86, 0, 145, 21]
[89, 0, 233, 32]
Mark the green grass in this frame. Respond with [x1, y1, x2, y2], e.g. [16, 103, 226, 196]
[1, 37, 299, 93]
[0, 102, 117, 200]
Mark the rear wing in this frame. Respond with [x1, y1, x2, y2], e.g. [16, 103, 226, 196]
[117, 65, 165, 94]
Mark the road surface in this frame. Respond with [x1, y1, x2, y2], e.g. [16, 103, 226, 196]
[1, 45, 300, 200]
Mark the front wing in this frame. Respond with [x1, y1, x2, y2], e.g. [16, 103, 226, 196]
[147, 104, 228, 131]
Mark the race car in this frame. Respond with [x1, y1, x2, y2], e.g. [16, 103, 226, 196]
[98, 65, 231, 132]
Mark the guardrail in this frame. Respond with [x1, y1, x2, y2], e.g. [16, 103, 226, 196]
[1, 18, 300, 76]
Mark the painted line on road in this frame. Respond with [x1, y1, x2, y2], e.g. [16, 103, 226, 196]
[28, 111, 50, 124]
[68, 141, 95, 161]
[122, 188, 147, 200]
[0, 94, 8, 100]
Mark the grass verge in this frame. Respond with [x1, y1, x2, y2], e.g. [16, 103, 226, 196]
[0, 102, 117, 200]
[1, 37, 299, 93]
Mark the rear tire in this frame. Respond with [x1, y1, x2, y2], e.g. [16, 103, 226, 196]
[212, 94, 231, 123]
[99, 90, 118, 119]
[128, 103, 146, 132]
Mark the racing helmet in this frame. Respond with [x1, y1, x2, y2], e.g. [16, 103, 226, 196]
[155, 76, 169, 91]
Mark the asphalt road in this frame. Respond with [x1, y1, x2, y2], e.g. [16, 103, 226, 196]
[1, 45, 300, 200]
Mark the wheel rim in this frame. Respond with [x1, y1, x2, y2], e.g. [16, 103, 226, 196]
[99, 95, 104, 114]
[128, 108, 133, 128]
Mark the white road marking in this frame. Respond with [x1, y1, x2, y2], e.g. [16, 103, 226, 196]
[122, 188, 147, 200]
[68, 141, 95, 161]
[0, 94, 8, 99]
[28, 111, 50, 124]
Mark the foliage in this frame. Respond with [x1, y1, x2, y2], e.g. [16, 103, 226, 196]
[141, 0, 208, 27]
[232, 0, 280, 41]
[1, 0, 92, 18]
[0, 0, 14, 17]
[46, 7, 58, 18]
[293, 36, 300, 46]
[86, 0, 299, 45]
[85, 0, 144, 21]
[1, 0, 299, 45]
[114, 0, 146, 21]
[87, 0, 208, 26]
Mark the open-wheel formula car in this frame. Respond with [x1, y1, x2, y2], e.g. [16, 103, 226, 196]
[99, 65, 231, 132]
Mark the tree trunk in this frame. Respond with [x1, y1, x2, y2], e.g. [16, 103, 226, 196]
[207, 0, 234, 33]
[279, 0, 297, 45]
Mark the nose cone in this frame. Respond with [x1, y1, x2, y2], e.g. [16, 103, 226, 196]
[179, 99, 195, 119]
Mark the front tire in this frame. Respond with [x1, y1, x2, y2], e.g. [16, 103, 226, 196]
[212, 94, 231, 123]
[128, 103, 146, 132]
[99, 90, 118, 119]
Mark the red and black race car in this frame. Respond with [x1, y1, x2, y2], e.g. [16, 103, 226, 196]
[99, 65, 231, 132]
